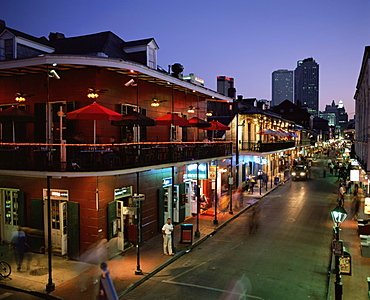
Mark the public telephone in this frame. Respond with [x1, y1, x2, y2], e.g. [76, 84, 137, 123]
[116, 199, 137, 251]
[163, 185, 180, 223]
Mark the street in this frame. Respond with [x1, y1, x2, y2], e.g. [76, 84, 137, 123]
[121, 160, 339, 300]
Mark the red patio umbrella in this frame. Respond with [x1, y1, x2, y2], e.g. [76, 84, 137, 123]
[155, 113, 190, 127]
[203, 120, 230, 131]
[0, 106, 36, 143]
[66, 102, 123, 144]
[188, 117, 211, 128]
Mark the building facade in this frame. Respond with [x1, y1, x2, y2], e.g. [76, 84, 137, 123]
[271, 69, 293, 106]
[354, 46, 370, 172]
[217, 76, 235, 98]
[0, 21, 233, 259]
[294, 58, 319, 115]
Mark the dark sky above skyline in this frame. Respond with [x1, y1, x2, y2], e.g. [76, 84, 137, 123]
[2, 0, 370, 118]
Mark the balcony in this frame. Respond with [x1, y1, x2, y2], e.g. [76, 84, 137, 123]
[0, 142, 232, 172]
[241, 141, 295, 153]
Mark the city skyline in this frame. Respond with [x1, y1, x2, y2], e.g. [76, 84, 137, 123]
[2, 0, 369, 118]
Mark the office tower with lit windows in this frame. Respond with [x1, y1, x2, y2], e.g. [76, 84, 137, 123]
[294, 57, 319, 115]
[272, 69, 293, 106]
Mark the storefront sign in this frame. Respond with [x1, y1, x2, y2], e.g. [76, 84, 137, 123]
[209, 166, 216, 180]
[43, 189, 68, 200]
[350, 170, 360, 182]
[365, 198, 370, 215]
[186, 163, 208, 179]
[162, 177, 172, 186]
[114, 186, 133, 199]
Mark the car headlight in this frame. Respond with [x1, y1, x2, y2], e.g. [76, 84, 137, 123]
[300, 172, 306, 176]
[291, 172, 296, 176]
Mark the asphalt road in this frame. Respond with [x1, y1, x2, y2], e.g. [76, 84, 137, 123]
[122, 161, 339, 300]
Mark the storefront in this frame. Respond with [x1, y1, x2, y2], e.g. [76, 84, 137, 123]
[110, 186, 137, 252]
[0, 188, 25, 243]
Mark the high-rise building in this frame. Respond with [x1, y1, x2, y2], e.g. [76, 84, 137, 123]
[294, 57, 319, 115]
[271, 69, 293, 106]
[217, 76, 235, 98]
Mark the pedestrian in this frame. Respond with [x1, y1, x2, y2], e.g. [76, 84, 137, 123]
[346, 179, 352, 195]
[323, 166, 327, 178]
[352, 192, 360, 220]
[327, 158, 332, 168]
[339, 184, 346, 206]
[329, 163, 334, 176]
[162, 218, 174, 256]
[10, 227, 29, 271]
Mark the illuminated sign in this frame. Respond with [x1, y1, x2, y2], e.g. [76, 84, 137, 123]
[253, 156, 268, 165]
[43, 189, 69, 200]
[350, 170, 360, 182]
[114, 186, 133, 199]
[162, 177, 172, 186]
[186, 163, 208, 179]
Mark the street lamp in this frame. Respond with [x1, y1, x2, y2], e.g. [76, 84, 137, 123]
[331, 205, 347, 300]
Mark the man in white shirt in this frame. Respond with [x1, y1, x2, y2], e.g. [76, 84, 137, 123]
[162, 218, 174, 255]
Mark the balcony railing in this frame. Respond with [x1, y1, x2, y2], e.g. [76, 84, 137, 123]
[241, 141, 295, 152]
[0, 142, 232, 172]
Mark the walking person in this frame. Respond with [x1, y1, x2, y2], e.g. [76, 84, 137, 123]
[162, 218, 174, 256]
[352, 192, 360, 221]
[339, 184, 346, 206]
[10, 227, 28, 271]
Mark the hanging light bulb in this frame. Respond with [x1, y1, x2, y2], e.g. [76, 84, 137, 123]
[15, 96, 26, 102]
[187, 106, 195, 113]
[206, 111, 213, 116]
[87, 92, 99, 99]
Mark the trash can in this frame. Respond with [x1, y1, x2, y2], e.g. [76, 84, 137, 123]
[180, 224, 193, 244]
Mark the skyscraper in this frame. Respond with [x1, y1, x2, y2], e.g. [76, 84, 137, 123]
[217, 76, 235, 98]
[294, 57, 319, 115]
[271, 69, 293, 106]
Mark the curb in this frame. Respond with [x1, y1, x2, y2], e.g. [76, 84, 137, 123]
[119, 180, 284, 297]
[0, 283, 63, 300]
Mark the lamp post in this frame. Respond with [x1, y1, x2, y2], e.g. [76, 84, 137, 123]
[134, 172, 143, 275]
[195, 163, 200, 237]
[46, 176, 55, 293]
[213, 160, 219, 225]
[228, 163, 233, 214]
[331, 205, 347, 300]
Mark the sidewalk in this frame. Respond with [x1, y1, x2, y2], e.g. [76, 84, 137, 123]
[0, 179, 284, 300]
[327, 184, 370, 299]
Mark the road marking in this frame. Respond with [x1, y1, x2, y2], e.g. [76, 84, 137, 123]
[0, 292, 13, 299]
[161, 280, 264, 299]
[169, 261, 207, 281]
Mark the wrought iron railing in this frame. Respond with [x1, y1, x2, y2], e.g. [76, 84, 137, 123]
[0, 142, 232, 172]
[241, 141, 296, 152]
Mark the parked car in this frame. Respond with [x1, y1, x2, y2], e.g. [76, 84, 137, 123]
[291, 165, 309, 180]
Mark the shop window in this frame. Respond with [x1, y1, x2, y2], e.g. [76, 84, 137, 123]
[4, 190, 19, 226]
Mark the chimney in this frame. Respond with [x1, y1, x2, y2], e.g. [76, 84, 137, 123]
[49, 32, 65, 41]
[0, 20, 6, 32]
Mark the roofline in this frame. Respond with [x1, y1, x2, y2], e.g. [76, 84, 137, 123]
[0, 54, 232, 101]
[354, 46, 370, 99]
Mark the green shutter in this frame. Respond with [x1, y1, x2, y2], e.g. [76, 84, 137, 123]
[158, 188, 164, 232]
[107, 201, 116, 240]
[67, 201, 79, 260]
[178, 183, 186, 222]
[18, 191, 25, 227]
[29, 198, 44, 253]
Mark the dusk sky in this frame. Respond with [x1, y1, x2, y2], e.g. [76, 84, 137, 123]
[2, 0, 370, 118]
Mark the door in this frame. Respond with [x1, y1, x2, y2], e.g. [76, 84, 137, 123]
[116, 200, 124, 251]
[45, 199, 68, 255]
[1, 189, 23, 242]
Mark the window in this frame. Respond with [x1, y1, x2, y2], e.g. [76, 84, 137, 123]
[17, 43, 44, 59]
[148, 47, 156, 69]
[4, 39, 13, 60]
